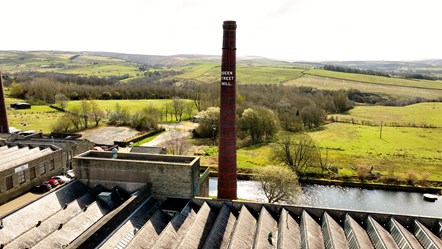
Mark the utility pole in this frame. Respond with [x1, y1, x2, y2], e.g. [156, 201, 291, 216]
[380, 121, 383, 139]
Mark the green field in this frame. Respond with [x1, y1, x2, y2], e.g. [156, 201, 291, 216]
[176, 63, 219, 83]
[236, 144, 276, 169]
[0, 51, 142, 80]
[175, 64, 306, 84]
[310, 123, 442, 179]
[65, 99, 192, 112]
[227, 121, 442, 181]
[6, 106, 62, 133]
[331, 102, 442, 127]
[206, 103, 442, 181]
[286, 75, 442, 99]
[305, 69, 442, 90]
[236, 66, 305, 84]
[5, 98, 195, 133]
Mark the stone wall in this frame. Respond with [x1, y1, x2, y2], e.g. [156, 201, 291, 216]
[74, 151, 200, 198]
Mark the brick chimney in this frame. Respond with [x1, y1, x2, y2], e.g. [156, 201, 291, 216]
[217, 21, 237, 200]
[0, 71, 9, 133]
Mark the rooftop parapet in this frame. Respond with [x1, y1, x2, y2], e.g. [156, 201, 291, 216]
[75, 151, 198, 166]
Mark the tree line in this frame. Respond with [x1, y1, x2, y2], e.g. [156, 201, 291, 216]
[5, 72, 356, 137]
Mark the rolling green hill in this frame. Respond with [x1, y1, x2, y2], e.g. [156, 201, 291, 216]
[285, 73, 442, 99]
[2, 50, 442, 100]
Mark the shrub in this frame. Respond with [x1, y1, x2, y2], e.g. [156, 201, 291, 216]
[405, 170, 417, 185]
[381, 174, 401, 185]
[418, 172, 431, 186]
[203, 147, 218, 156]
[356, 165, 371, 181]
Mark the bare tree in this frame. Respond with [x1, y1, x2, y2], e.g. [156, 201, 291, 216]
[172, 97, 186, 122]
[192, 90, 204, 112]
[317, 147, 333, 173]
[54, 93, 69, 110]
[163, 130, 190, 155]
[79, 100, 91, 129]
[89, 100, 104, 127]
[254, 165, 301, 204]
[67, 107, 82, 130]
[108, 103, 130, 125]
[274, 134, 318, 174]
[163, 103, 172, 122]
[185, 102, 194, 120]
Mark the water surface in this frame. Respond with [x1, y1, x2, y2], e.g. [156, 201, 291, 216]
[209, 178, 442, 217]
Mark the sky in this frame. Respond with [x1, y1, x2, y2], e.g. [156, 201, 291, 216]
[1, 0, 442, 62]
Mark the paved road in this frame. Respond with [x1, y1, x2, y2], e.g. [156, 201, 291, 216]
[142, 122, 197, 146]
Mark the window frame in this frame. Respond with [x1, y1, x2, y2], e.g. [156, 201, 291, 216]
[6, 175, 13, 190]
[18, 171, 26, 184]
[30, 167, 36, 179]
[49, 159, 55, 171]
[39, 162, 46, 176]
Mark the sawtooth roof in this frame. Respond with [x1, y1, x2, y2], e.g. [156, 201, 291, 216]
[76, 195, 442, 248]
[0, 145, 56, 171]
[1, 183, 441, 248]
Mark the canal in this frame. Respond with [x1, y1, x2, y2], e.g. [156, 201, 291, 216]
[209, 178, 442, 217]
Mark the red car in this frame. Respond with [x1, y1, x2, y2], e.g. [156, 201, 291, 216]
[45, 178, 59, 187]
[51, 176, 70, 184]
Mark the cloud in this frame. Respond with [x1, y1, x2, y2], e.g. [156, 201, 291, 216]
[1, 0, 442, 61]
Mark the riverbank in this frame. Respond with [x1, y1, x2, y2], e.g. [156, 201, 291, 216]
[206, 169, 442, 194]
[300, 178, 441, 194]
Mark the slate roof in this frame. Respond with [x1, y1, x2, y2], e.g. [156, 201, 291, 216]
[0, 145, 55, 171]
[88, 197, 442, 249]
[0, 181, 123, 249]
[1, 185, 441, 248]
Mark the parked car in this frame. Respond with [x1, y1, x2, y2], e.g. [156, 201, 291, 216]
[18, 130, 36, 136]
[45, 178, 59, 187]
[66, 169, 75, 179]
[31, 183, 52, 193]
[51, 175, 71, 184]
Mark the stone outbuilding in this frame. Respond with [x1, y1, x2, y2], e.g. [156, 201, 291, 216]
[0, 133, 94, 204]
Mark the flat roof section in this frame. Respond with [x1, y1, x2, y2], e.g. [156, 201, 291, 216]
[75, 151, 199, 166]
